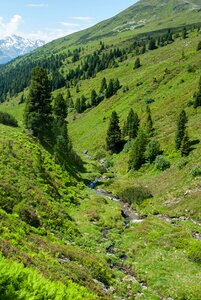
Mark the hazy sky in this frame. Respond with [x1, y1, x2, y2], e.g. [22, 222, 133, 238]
[0, 1, 138, 42]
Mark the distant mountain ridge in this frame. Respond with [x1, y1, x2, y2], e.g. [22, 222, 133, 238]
[0, 35, 45, 64]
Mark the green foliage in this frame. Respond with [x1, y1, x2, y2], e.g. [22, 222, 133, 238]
[106, 111, 122, 153]
[53, 93, 67, 119]
[191, 166, 201, 177]
[129, 129, 147, 170]
[145, 140, 161, 163]
[155, 155, 170, 171]
[197, 41, 201, 51]
[123, 108, 140, 140]
[24, 67, 52, 142]
[175, 110, 188, 150]
[0, 111, 18, 127]
[0, 255, 96, 299]
[193, 76, 201, 108]
[134, 57, 141, 69]
[188, 242, 201, 264]
[145, 105, 154, 137]
[180, 130, 190, 156]
[118, 186, 153, 205]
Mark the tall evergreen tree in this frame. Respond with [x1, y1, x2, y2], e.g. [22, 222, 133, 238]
[113, 78, 120, 93]
[124, 108, 140, 140]
[106, 79, 114, 98]
[129, 129, 147, 170]
[106, 111, 122, 153]
[145, 105, 154, 137]
[91, 89, 97, 106]
[175, 110, 188, 150]
[180, 130, 190, 157]
[100, 77, 107, 93]
[53, 93, 67, 120]
[193, 76, 201, 108]
[134, 57, 141, 69]
[24, 67, 52, 142]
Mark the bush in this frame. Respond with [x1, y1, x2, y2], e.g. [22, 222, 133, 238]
[155, 155, 170, 171]
[192, 166, 201, 177]
[118, 186, 153, 205]
[145, 140, 161, 163]
[145, 98, 155, 105]
[188, 242, 201, 264]
[0, 111, 18, 127]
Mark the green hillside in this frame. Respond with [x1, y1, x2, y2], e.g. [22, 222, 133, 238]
[0, 0, 201, 299]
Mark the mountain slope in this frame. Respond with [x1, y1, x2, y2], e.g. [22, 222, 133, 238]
[1, 0, 201, 299]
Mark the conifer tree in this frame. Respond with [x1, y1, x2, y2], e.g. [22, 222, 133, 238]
[53, 93, 67, 120]
[113, 78, 120, 93]
[106, 111, 122, 153]
[134, 57, 141, 69]
[129, 129, 147, 170]
[175, 109, 188, 150]
[145, 105, 154, 137]
[106, 79, 114, 98]
[91, 89, 97, 106]
[193, 76, 201, 108]
[180, 130, 190, 156]
[24, 67, 52, 142]
[75, 98, 81, 113]
[124, 108, 140, 140]
[100, 77, 107, 93]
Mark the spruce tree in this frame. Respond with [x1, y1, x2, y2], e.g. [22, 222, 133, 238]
[124, 108, 140, 140]
[106, 79, 114, 98]
[24, 67, 52, 142]
[145, 105, 154, 137]
[129, 129, 147, 170]
[106, 111, 122, 153]
[193, 76, 201, 108]
[113, 78, 120, 93]
[175, 109, 188, 150]
[180, 130, 190, 156]
[134, 57, 141, 69]
[91, 89, 97, 106]
[53, 93, 67, 120]
[100, 77, 107, 93]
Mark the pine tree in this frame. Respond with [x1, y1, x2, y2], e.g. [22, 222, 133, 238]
[113, 78, 120, 93]
[145, 105, 154, 137]
[193, 76, 201, 108]
[124, 108, 140, 140]
[106, 111, 122, 153]
[53, 93, 67, 120]
[175, 110, 188, 150]
[106, 79, 114, 98]
[75, 98, 81, 113]
[180, 130, 190, 156]
[100, 77, 107, 93]
[182, 27, 188, 39]
[129, 129, 147, 170]
[24, 67, 52, 142]
[91, 89, 97, 106]
[134, 57, 141, 69]
[148, 38, 157, 50]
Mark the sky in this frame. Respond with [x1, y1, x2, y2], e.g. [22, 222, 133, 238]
[0, 0, 138, 42]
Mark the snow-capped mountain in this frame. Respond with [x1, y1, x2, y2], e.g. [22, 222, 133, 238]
[0, 35, 45, 64]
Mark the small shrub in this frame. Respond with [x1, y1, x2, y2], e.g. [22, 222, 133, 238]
[0, 111, 18, 127]
[145, 140, 161, 163]
[155, 155, 170, 171]
[188, 242, 201, 264]
[192, 166, 201, 177]
[118, 186, 153, 205]
[145, 98, 155, 104]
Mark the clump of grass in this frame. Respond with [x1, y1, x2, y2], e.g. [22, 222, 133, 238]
[118, 186, 153, 205]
